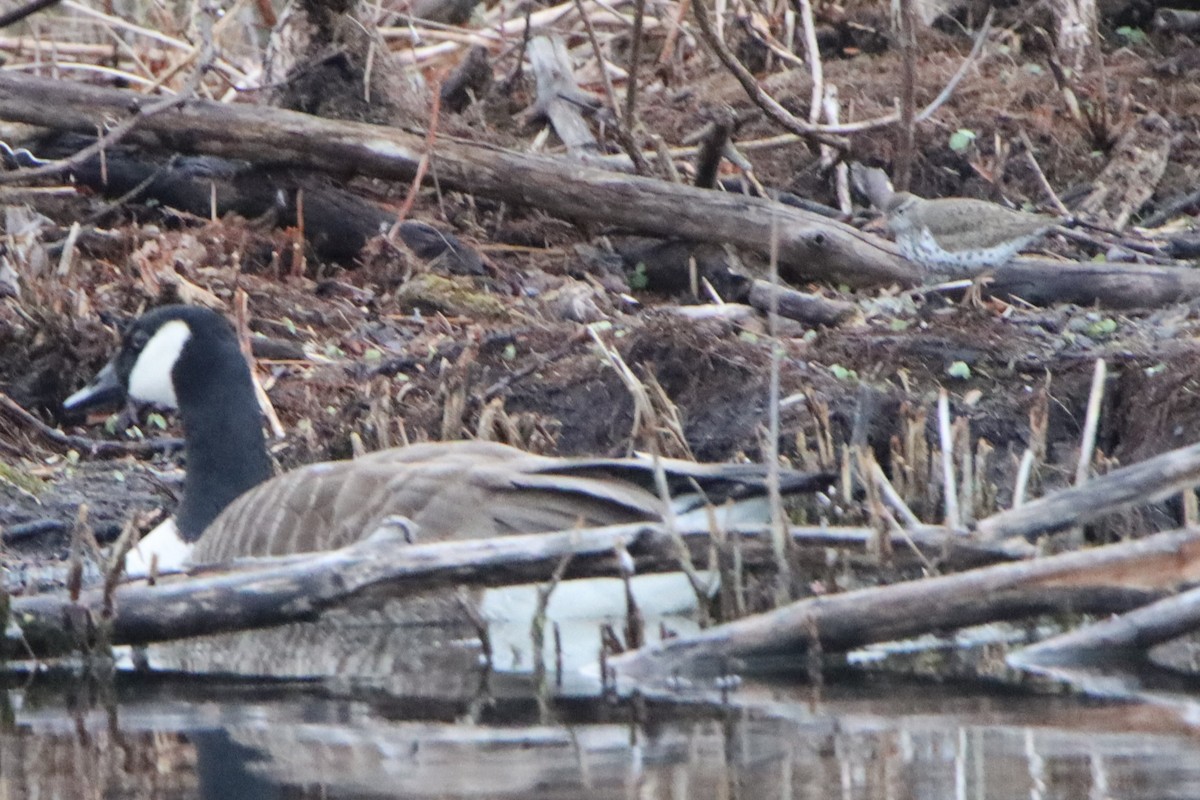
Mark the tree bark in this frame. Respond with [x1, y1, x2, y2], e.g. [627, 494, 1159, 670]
[0, 73, 914, 289]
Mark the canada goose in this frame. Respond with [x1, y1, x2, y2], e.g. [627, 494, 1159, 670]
[64, 305, 831, 588]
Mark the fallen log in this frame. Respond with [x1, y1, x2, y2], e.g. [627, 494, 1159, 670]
[8, 498, 1190, 677]
[2, 74, 1192, 309]
[1013, 583, 1200, 664]
[0, 72, 914, 288]
[6, 523, 658, 660]
[975, 438, 1200, 543]
[986, 259, 1200, 309]
[2, 520, 1009, 661]
[746, 279, 857, 326]
[30, 134, 484, 270]
[609, 528, 1200, 681]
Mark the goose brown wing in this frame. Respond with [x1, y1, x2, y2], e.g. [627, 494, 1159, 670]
[190, 442, 666, 562]
[190, 441, 832, 564]
[540, 456, 829, 504]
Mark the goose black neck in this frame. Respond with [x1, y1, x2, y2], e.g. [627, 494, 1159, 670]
[172, 328, 273, 542]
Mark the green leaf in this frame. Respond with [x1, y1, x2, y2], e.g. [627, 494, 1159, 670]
[146, 412, 168, 430]
[1086, 318, 1118, 337]
[829, 364, 857, 381]
[889, 318, 911, 332]
[628, 262, 649, 290]
[947, 361, 972, 379]
[501, 343, 517, 361]
[1116, 26, 1147, 45]
[948, 129, 977, 153]
[364, 348, 383, 361]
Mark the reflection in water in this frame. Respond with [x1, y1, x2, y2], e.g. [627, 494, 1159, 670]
[6, 667, 1200, 800]
[193, 730, 281, 800]
[118, 598, 712, 696]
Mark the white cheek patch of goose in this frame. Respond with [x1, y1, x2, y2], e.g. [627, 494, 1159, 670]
[127, 320, 192, 409]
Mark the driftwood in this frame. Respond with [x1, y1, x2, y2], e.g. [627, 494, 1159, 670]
[6, 524, 650, 660]
[527, 36, 601, 157]
[4, 520, 1015, 661]
[1153, 8, 1200, 33]
[1075, 114, 1173, 232]
[1, 75, 1194, 309]
[975, 438, 1200, 543]
[1013, 583, 1200, 664]
[610, 527, 1200, 681]
[31, 134, 484, 271]
[16, 424, 1200, 669]
[746, 279, 857, 326]
[985, 258, 1200, 308]
[0, 73, 914, 288]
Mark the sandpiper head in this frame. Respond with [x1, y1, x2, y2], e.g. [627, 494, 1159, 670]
[883, 192, 920, 234]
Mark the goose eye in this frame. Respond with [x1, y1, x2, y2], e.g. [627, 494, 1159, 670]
[130, 330, 150, 351]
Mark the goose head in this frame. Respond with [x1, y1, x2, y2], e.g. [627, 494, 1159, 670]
[66, 305, 233, 413]
[64, 305, 274, 572]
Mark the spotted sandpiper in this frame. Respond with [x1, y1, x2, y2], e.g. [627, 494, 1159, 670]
[885, 192, 1057, 277]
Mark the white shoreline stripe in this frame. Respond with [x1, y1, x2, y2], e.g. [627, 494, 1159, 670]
[125, 517, 193, 578]
[127, 319, 191, 409]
